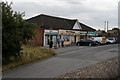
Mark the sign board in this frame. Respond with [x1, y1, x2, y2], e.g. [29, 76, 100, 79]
[88, 32, 98, 35]
[44, 30, 59, 35]
[45, 30, 58, 33]
[45, 30, 50, 33]
[59, 30, 80, 35]
[80, 31, 87, 35]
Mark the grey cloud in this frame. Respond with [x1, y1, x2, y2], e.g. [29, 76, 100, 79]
[11, 1, 118, 30]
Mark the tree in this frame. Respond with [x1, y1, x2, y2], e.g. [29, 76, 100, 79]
[1, 2, 36, 64]
[112, 28, 119, 31]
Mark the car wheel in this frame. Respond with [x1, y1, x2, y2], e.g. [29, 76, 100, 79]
[78, 43, 80, 46]
[76, 43, 78, 46]
[89, 43, 92, 46]
[98, 42, 101, 45]
[76, 43, 79, 46]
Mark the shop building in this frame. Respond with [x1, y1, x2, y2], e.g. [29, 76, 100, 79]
[59, 30, 81, 46]
[27, 14, 98, 46]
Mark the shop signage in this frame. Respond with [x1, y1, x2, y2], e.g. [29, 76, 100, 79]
[66, 30, 75, 33]
[88, 32, 98, 35]
[51, 30, 58, 33]
[45, 30, 58, 33]
[44, 30, 59, 35]
[45, 30, 50, 33]
[59, 30, 80, 35]
[80, 31, 87, 35]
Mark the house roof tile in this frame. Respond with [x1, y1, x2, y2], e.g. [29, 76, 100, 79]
[26, 14, 96, 31]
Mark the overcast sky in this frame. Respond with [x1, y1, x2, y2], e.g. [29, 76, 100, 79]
[2, 0, 119, 30]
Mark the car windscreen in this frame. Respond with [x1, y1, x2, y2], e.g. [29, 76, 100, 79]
[108, 38, 114, 40]
[85, 39, 92, 42]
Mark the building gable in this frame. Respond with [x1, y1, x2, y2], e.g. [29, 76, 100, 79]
[73, 20, 82, 30]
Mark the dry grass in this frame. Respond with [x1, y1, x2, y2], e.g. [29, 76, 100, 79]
[2, 45, 56, 72]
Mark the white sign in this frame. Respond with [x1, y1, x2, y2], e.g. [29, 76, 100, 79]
[59, 30, 80, 35]
[45, 30, 58, 33]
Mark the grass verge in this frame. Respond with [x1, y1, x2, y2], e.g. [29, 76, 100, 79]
[2, 45, 56, 72]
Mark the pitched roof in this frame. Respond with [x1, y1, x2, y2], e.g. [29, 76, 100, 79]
[26, 14, 96, 31]
[26, 14, 77, 29]
[79, 23, 96, 31]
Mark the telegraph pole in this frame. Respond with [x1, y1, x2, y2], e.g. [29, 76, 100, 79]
[107, 21, 109, 32]
[104, 21, 106, 32]
[104, 21, 109, 32]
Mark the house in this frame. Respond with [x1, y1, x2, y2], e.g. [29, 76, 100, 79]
[107, 28, 119, 42]
[26, 14, 98, 46]
[96, 29, 107, 37]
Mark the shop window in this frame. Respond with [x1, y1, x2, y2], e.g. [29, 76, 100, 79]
[63, 35, 70, 41]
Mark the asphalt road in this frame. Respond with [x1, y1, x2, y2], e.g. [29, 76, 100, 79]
[3, 44, 118, 78]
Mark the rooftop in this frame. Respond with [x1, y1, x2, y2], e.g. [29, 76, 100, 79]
[26, 14, 96, 31]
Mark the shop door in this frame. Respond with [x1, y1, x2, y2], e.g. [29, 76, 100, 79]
[45, 35, 50, 46]
[52, 36, 57, 45]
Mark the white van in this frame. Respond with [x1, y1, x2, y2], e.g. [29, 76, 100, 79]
[91, 37, 107, 45]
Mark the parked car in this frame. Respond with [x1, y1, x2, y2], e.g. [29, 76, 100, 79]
[76, 39, 96, 46]
[106, 37, 117, 44]
[91, 37, 107, 45]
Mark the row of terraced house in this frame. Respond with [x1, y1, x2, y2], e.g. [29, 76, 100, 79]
[26, 14, 98, 47]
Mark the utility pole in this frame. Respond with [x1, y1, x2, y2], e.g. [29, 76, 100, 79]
[107, 21, 109, 32]
[104, 21, 109, 32]
[104, 21, 106, 32]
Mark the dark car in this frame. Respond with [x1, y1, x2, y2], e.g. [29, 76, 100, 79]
[76, 39, 96, 46]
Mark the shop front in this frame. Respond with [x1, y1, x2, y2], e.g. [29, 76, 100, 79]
[87, 32, 98, 38]
[44, 30, 98, 47]
[80, 31, 87, 39]
[44, 30, 59, 46]
[79, 31, 98, 39]
[59, 30, 80, 45]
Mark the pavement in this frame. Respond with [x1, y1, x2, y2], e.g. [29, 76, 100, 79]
[3, 44, 118, 78]
[53, 45, 88, 54]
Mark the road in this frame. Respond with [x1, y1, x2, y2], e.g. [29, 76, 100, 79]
[3, 44, 118, 78]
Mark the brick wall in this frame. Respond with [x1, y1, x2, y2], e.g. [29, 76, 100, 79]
[28, 28, 44, 46]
